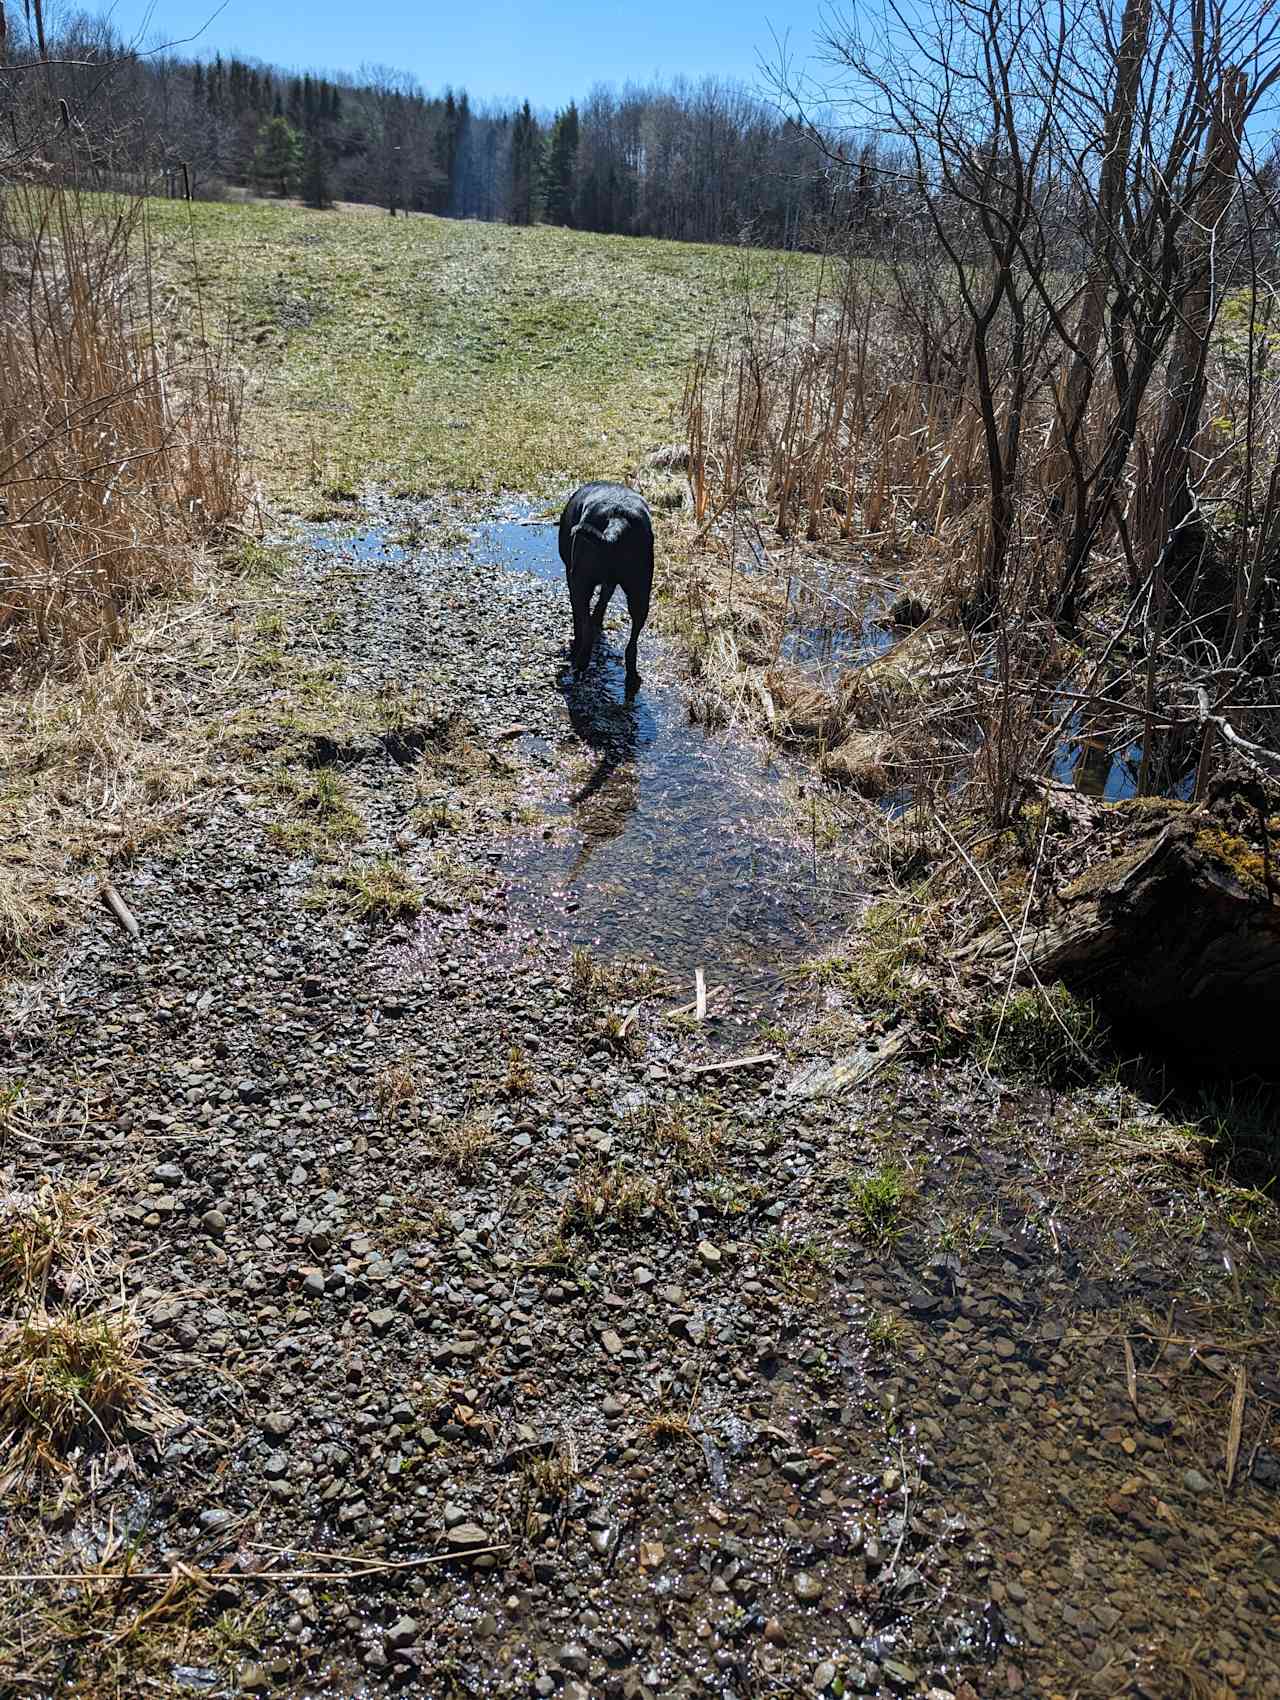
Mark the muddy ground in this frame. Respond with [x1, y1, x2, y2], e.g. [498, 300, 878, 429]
[1, 499, 1277, 1700]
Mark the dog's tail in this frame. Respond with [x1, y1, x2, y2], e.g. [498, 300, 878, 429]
[570, 517, 627, 572]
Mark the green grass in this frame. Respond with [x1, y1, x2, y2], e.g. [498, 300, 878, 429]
[147, 198, 807, 504]
[760, 1232, 834, 1290]
[795, 902, 935, 1025]
[307, 856, 422, 921]
[265, 767, 365, 856]
[848, 1163, 915, 1245]
[975, 984, 1100, 1085]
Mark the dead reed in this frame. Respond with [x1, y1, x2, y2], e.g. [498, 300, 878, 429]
[0, 180, 244, 678]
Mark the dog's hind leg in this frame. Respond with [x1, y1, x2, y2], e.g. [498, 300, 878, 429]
[568, 527, 596, 671]
[590, 581, 616, 633]
[623, 580, 650, 696]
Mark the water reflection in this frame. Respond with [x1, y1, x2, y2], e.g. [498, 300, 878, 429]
[559, 662, 643, 882]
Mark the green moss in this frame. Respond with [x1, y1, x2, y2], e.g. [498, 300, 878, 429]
[1102, 796, 1193, 816]
[1061, 842, 1154, 901]
[1193, 824, 1268, 892]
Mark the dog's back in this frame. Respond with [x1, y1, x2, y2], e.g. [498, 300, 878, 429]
[558, 482, 652, 587]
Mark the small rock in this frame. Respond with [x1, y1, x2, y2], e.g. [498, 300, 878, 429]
[697, 1239, 722, 1269]
[369, 1307, 396, 1334]
[813, 1659, 837, 1691]
[1183, 1468, 1213, 1495]
[793, 1571, 823, 1604]
[442, 1502, 468, 1529]
[763, 1617, 787, 1645]
[445, 1522, 488, 1552]
[260, 1411, 294, 1438]
[302, 1271, 325, 1299]
[599, 1328, 624, 1356]
[558, 1644, 590, 1675]
[386, 1617, 417, 1650]
[201, 1209, 227, 1235]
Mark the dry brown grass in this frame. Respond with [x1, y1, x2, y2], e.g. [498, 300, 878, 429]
[680, 254, 1280, 832]
[558, 1162, 672, 1238]
[1, 182, 244, 679]
[373, 1059, 423, 1121]
[0, 1183, 104, 1303]
[503, 1044, 537, 1098]
[436, 1117, 496, 1179]
[0, 1306, 154, 1488]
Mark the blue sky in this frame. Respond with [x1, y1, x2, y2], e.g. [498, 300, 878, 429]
[110, 0, 828, 111]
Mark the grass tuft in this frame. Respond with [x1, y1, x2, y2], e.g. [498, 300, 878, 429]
[0, 1308, 149, 1484]
[436, 1119, 496, 1179]
[848, 1163, 915, 1245]
[558, 1162, 671, 1239]
[976, 983, 1100, 1085]
[503, 1045, 536, 1098]
[0, 1184, 104, 1302]
[796, 903, 935, 1025]
[307, 856, 422, 921]
[373, 1060, 422, 1121]
[761, 1232, 834, 1290]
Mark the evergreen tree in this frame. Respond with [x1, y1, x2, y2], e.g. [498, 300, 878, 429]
[543, 103, 579, 225]
[254, 115, 302, 196]
[510, 101, 540, 224]
[302, 135, 332, 208]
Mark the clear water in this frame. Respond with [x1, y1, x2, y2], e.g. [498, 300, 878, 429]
[465, 518, 854, 1018]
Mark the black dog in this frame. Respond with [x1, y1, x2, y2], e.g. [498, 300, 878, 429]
[558, 482, 653, 696]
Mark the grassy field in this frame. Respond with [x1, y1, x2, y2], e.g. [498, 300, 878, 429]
[148, 197, 789, 506]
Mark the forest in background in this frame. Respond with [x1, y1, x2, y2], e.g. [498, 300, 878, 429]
[0, 9, 866, 246]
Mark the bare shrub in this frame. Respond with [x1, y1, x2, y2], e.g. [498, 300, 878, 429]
[684, 0, 1280, 827]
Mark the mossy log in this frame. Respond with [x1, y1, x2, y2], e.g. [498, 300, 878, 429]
[962, 805, 1280, 1071]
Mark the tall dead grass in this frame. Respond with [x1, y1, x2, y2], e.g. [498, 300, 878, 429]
[0, 180, 244, 678]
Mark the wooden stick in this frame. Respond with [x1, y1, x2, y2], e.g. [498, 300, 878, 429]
[100, 882, 140, 939]
[1225, 1365, 1247, 1490]
[1124, 1337, 1139, 1415]
[668, 985, 724, 1019]
[0, 1544, 511, 1586]
[695, 967, 707, 1021]
[688, 1052, 779, 1075]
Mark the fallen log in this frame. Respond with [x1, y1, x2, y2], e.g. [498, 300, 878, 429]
[960, 797, 1280, 1073]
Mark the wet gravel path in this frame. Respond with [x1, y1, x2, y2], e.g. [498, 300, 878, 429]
[2, 499, 1277, 1700]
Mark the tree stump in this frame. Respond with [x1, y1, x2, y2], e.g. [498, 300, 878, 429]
[962, 799, 1280, 1073]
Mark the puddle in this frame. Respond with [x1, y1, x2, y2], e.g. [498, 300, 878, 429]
[465, 517, 855, 1017]
[1052, 718, 1197, 801]
[778, 561, 896, 682]
[311, 528, 409, 566]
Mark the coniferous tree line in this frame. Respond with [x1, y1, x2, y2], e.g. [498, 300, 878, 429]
[0, 11, 892, 248]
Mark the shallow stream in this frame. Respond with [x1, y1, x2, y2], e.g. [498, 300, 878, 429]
[464, 514, 856, 1018]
